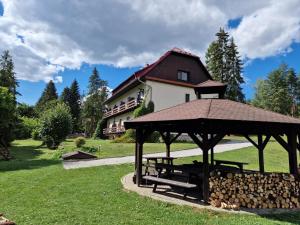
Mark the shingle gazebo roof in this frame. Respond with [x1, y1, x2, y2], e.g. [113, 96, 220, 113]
[125, 99, 300, 134]
[194, 80, 227, 88]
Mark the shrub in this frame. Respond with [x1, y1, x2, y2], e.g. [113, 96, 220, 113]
[31, 128, 41, 140]
[93, 118, 107, 139]
[113, 129, 136, 143]
[15, 117, 40, 139]
[146, 131, 160, 143]
[74, 137, 86, 148]
[40, 103, 72, 149]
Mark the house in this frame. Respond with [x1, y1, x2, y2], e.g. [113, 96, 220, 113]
[103, 47, 226, 138]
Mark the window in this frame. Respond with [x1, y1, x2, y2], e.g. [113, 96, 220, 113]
[177, 70, 189, 81]
[185, 94, 190, 102]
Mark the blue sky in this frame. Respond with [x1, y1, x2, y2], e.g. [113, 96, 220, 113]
[0, 1, 299, 105]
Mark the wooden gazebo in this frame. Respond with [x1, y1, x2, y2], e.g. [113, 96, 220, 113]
[124, 99, 300, 203]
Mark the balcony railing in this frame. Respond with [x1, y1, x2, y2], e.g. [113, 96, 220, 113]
[103, 126, 126, 135]
[104, 99, 139, 118]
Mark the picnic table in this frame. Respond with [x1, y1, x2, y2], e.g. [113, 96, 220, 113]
[214, 159, 248, 172]
[144, 156, 176, 175]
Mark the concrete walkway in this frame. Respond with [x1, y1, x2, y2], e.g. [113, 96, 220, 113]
[63, 140, 252, 170]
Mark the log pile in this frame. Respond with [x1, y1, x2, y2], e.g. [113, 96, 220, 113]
[0, 213, 15, 225]
[209, 172, 300, 209]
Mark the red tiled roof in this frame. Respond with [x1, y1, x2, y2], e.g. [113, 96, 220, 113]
[195, 80, 226, 87]
[109, 48, 210, 97]
[128, 99, 300, 125]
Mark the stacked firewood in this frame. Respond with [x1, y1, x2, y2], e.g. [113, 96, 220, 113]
[209, 172, 300, 209]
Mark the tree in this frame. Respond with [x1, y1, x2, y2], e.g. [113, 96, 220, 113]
[36, 80, 58, 113]
[252, 80, 268, 109]
[0, 50, 18, 160]
[0, 50, 19, 100]
[205, 28, 245, 102]
[88, 68, 107, 95]
[83, 68, 108, 136]
[69, 80, 81, 132]
[226, 38, 245, 102]
[0, 87, 15, 160]
[16, 103, 37, 118]
[252, 64, 294, 115]
[39, 103, 72, 149]
[60, 87, 71, 104]
[286, 68, 299, 116]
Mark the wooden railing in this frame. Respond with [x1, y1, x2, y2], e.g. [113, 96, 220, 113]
[104, 99, 139, 118]
[103, 126, 126, 135]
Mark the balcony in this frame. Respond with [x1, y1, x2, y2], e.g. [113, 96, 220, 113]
[103, 126, 125, 135]
[104, 99, 140, 119]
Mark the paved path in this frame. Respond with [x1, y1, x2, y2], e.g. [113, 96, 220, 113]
[63, 141, 252, 170]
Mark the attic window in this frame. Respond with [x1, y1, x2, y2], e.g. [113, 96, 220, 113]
[177, 70, 189, 81]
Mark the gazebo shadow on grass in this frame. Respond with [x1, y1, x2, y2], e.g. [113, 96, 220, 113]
[260, 213, 300, 225]
[0, 143, 60, 172]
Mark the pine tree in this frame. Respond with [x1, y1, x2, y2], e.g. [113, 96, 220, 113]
[0, 50, 19, 100]
[286, 68, 299, 116]
[226, 38, 245, 102]
[88, 68, 107, 95]
[60, 87, 71, 104]
[36, 80, 58, 112]
[69, 80, 81, 132]
[83, 68, 108, 136]
[205, 28, 245, 102]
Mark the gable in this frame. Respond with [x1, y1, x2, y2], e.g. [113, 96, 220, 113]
[146, 52, 211, 84]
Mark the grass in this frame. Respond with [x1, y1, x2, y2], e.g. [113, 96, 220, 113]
[59, 138, 198, 159]
[0, 139, 299, 224]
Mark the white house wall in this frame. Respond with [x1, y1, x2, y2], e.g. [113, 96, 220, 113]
[106, 111, 133, 128]
[145, 80, 197, 111]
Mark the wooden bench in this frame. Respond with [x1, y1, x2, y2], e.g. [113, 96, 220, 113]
[143, 175, 197, 198]
[214, 159, 248, 172]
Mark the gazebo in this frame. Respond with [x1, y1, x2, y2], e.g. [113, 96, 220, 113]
[124, 98, 300, 203]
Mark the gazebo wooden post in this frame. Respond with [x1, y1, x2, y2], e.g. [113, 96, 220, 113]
[257, 135, 264, 173]
[288, 131, 298, 176]
[244, 134, 270, 173]
[166, 131, 171, 158]
[202, 133, 210, 204]
[160, 131, 182, 158]
[210, 147, 214, 166]
[136, 128, 144, 186]
[210, 134, 214, 166]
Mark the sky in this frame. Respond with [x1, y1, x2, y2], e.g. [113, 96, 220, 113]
[0, 0, 299, 105]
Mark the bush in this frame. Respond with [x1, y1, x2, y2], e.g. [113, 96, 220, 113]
[113, 129, 136, 143]
[93, 118, 107, 139]
[146, 131, 160, 143]
[31, 128, 41, 140]
[40, 103, 72, 149]
[15, 117, 40, 139]
[74, 137, 86, 148]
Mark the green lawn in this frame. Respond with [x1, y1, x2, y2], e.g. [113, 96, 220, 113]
[60, 138, 198, 158]
[0, 139, 299, 224]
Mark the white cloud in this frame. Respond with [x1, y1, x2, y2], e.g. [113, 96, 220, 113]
[231, 0, 300, 59]
[0, 0, 299, 82]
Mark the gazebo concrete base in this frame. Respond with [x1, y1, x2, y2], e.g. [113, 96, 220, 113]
[121, 173, 300, 215]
